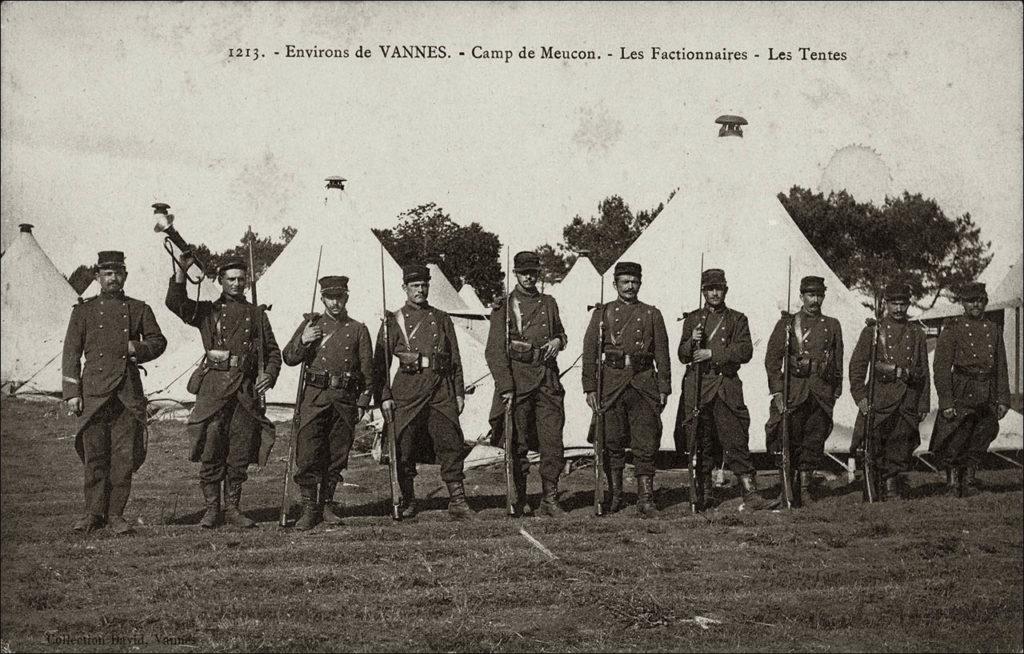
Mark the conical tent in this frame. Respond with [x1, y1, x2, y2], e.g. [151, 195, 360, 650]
[458, 283, 487, 313]
[604, 122, 872, 454]
[1, 224, 80, 394]
[548, 256, 604, 454]
[252, 182, 495, 445]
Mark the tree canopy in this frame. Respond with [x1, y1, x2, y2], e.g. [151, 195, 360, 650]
[374, 203, 503, 305]
[779, 187, 991, 308]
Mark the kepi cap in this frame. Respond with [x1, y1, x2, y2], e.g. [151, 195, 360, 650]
[957, 282, 987, 301]
[96, 251, 126, 270]
[513, 251, 541, 273]
[402, 264, 431, 284]
[701, 268, 727, 288]
[800, 276, 826, 294]
[884, 283, 912, 301]
[217, 257, 247, 276]
[319, 275, 349, 296]
[613, 261, 642, 278]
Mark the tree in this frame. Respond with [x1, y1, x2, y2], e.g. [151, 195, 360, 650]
[374, 203, 503, 304]
[66, 265, 94, 295]
[534, 243, 574, 287]
[779, 187, 992, 309]
[560, 191, 674, 274]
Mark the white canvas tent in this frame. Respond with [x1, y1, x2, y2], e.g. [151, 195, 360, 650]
[1, 224, 80, 394]
[458, 283, 487, 313]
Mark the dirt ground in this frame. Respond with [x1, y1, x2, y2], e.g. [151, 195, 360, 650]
[1, 396, 1022, 652]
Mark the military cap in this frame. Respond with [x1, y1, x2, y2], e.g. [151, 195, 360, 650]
[884, 283, 912, 301]
[217, 257, 247, 275]
[319, 275, 349, 296]
[402, 264, 431, 284]
[800, 276, 827, 294]
[701, 268, 727, 288]
[513, 251, 541, 273]
[96, 251, 126, 270]
[957, 282, 987, 301]
[613, 261, 642, 278]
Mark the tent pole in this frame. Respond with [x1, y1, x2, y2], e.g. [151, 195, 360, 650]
[991, 451, 1023, 469]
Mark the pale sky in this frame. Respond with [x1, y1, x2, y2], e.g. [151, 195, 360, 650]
[2, 2, 1021, 283]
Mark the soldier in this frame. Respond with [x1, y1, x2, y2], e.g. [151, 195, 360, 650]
[374, 264, 473, 520]
[485, 251, 568, 516]
[849, 283, 931, 500]
[166, 254, 281, 528]
[675, 268, 764, 509]
[929, 282, 1010, 495]
[582, 261, 671, 515]
[282, 276, 374, 530]
[62, 251, 167, 533]
[764, 275, 844, 503]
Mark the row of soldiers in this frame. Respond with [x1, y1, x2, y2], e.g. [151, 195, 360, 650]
[62, 249, 1012, 533]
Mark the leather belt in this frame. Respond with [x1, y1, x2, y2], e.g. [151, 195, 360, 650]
[304, 369, 362, 391]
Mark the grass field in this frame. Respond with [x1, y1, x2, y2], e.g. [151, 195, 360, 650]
[2, 395, 1022, 652]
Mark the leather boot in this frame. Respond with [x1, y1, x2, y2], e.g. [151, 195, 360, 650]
[884, 475, 905, 501]
[398, 476, 417, 519]
[321, 480, 344, 525]
[199, 482, 222, 529]
[446, 481, 474, 520]
[223, 480, 256, 528]
[947, 467, 964, 497]
[539, 477, 566, 517]
[514, 466, 532, 517]
[964, 466, 981, 492]
[636, 475, 658, 517]
[702, 470, 715, 508]
[799, 470, 816, 504]
[73, 513, 103, 533]
[739, 473, 766, 510]
[294, 485, 322, 531]
[607, 468, 625, 513]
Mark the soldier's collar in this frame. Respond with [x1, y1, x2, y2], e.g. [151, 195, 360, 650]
[324, 309, 348, 322]
[705, 303, 727, 314]
[616, 296, 640, 305]
[99, 290, 125, 300]
[404, 300, 431, 311]
[514, 284, 540, 298]
[220, 292, 248, 305]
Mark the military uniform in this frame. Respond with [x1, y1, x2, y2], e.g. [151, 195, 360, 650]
[282, 276, 374, 529]
[582, 261, 671, 514]
[166, 258, 281, 528]
[764, 276, 843, 495]
[929, 282, 1010, 491]
[62, 251, 167, 533]
[485, 251, 568, 515]
[675, 269, 761, 505]
[849, 284, 930, 497]
[373, 264, 472, 518]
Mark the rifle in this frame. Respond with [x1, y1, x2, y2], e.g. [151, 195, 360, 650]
[591, 274, 607, 517]
[779, 256, 798, 509]
[688, 254, 707, 513]
[380, 245, 402, 521]
[279, 245, 322, 527]
[247, 235, 267, 411]
[862, 299, 881, 503]
[503, 247, 517, 517]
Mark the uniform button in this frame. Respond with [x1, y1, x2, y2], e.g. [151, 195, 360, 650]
[100, 353, 104, 357]
[123, 329, 128, 333]
[121, 355, 126, 359]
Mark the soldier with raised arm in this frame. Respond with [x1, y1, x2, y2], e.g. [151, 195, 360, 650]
[848, 283, 930, 500]
[373, 264, 473, 520]
[62, 251, 167, 533]
[166, 254, 281, 529]
[485, 251, 568, 516]
[929, 282, 1010, 495]
[764, 275, 844, 503]
[582, 261, 671, 516]
[282, 276, 374, 530]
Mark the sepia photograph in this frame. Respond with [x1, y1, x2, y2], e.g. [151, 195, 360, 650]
[1, 2, 1021, 651]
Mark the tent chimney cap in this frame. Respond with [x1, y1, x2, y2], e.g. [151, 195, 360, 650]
[715, 115, 747, 138]
[325, 177, 347, 190]
[18, 223, 34, 233]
